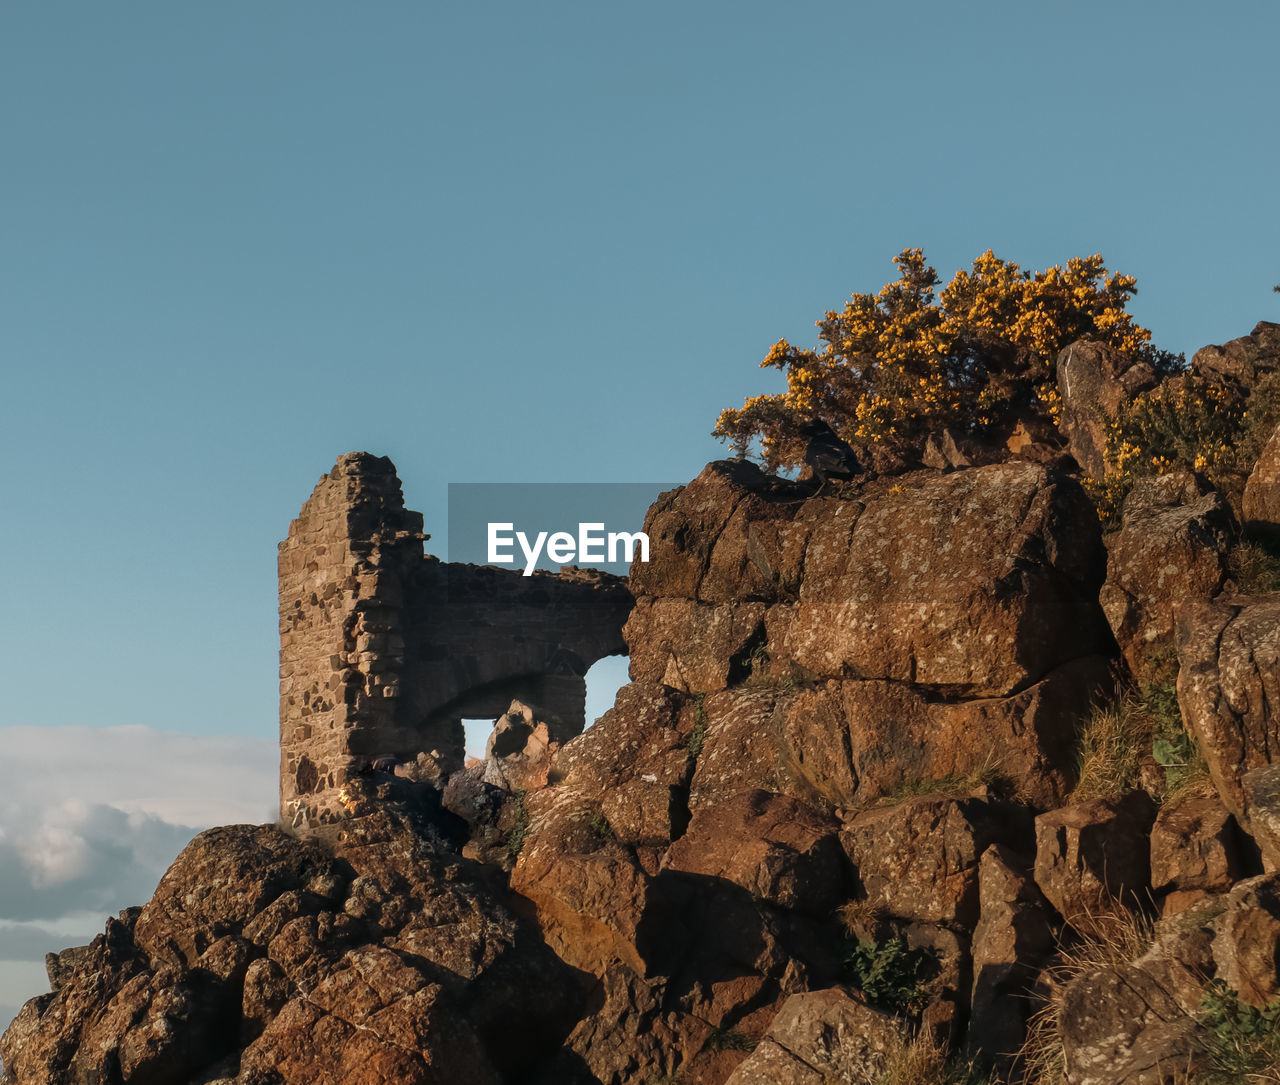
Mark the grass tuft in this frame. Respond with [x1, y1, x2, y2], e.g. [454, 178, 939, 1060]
[874, 1030, 994, 1085]
[1018, 908, 1157, 1084]
[1228, 537, 1280, 595]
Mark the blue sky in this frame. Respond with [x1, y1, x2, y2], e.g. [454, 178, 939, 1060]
[0, 0, 1278, 1026]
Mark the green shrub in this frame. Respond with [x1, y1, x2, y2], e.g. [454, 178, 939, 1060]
[842, 936, 935, 1015]
[506, 790, 529, 858]
[706, 1027, 754, 1053]
[1141, 654, 1209, 798]
[687, 693, 707, 758]
[1198, 979, 1280, 1084]
[587, 809, 616, 843]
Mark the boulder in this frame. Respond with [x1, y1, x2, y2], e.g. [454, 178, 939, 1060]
[44, 944, 92, 993]
[1099, 473, 1232, 679]
[1191, 320, 1280, 389]
[777, 463, 1110, 696]
[1243, 764, 1280, 869]
[723, 987, 909, 1085]
[663, 790, 844, 916]
[1034, 791, 1157, 928]
[512, 831, 684, 977]
[133, 824, 346, 965]
[1243, 423, 1280, 537]
[2, 815, 583, 1085]
[840, 796, 1031, 926]
[624, 597, 767, 692]
[1057, 961, 1204, 1085]
[629, 459, 801, 604]
[781, 657, 1113, 811]
[688, 688, 799, 809]
[1056, 339, 1160, 479]
[481, 700, 559, 792]
[967, 845, 1055, 1073]
[1149, 791, 1244, 896]
[628, 460, 1111, 700]
[1209, 872, 1280, 1007]
[1177, 596, 1280, 823]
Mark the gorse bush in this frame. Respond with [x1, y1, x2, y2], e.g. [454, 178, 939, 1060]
[714, 249, 1162, 470]
[1099, 366, 1280, 521]
[1107, 375, 1239, 481]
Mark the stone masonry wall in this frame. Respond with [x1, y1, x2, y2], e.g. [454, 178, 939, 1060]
[279, 453, 632, 830]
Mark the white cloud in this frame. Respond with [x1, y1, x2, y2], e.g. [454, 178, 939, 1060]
[0, 725, 276, 1028]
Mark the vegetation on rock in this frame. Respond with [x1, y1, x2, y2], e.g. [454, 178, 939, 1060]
[1199, 980, 1280, 1084]
[841, 935, 935, 1015]
[713, 248, 1169, 470]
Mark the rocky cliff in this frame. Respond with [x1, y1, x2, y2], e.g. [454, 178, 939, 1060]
[7, 324, 1280, 1085]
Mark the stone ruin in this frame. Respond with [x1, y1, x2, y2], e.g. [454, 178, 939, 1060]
[278, 452, 633, 829]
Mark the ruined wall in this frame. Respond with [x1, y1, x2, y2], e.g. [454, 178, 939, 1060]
[279, 452, 631, 829]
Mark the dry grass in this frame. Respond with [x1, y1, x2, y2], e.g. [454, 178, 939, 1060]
[1017, 907, 1157, 1085]
[835, 897, 886, 941]
[1072, 696, 1151, 801]
[874, 1030, 992, 1085]
[1227, 537, 1280, 595]
[877, 754, 1012, 807]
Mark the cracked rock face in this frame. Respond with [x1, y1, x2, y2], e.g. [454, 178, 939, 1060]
[1177, 595, 1280, 824]
[723, 987, 909, 1085]
[1099, 473, 1233, 681]
[2, 817, 581, 1085]
[15, 439, 1280, 1085]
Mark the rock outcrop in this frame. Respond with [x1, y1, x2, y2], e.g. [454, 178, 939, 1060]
[1177, 595, 1280, 825]
[1056, 339, 1160, 479]
[1099, 473, 1233, 680]
[11, 404, 1280, 1085]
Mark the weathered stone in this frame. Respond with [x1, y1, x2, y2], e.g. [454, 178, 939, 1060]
[1099, 473, 1232, 679]
[1209, 872, 1280, 1007]
[778, 463, 1109, 696]
[1177, 595, 1280, 824]
[1150, 791, 1243, 895]
[44, 944, 91, 993]
[527, 967, 709, 1085]
[481, 700, 559, 792]
[133, 825, 345, 965]
[555, 680, 688, 793]
[723, 987, 909, 1085]
[623, 597, 767, 693]
[629, 459, 803, 604]
[1191, 320, 1280, 389]
[1034, 791, 1157, 927]
[75, 968, 234, 1085]
[512, 839, 682, 977]
[1243, 764, 1280, 871]
[840, 796, 1030, 926]
[629, 460, 1110, 699]
[688, 688, 799, 808]
[782, 657, 1113, 810]
[1056, 338, 1160, 479]
[1243, 423, 1280, 538]
[967, 845, 1055, 1072]
[664, 791, 844, 916]
[1058, 962, 1203, 1085]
